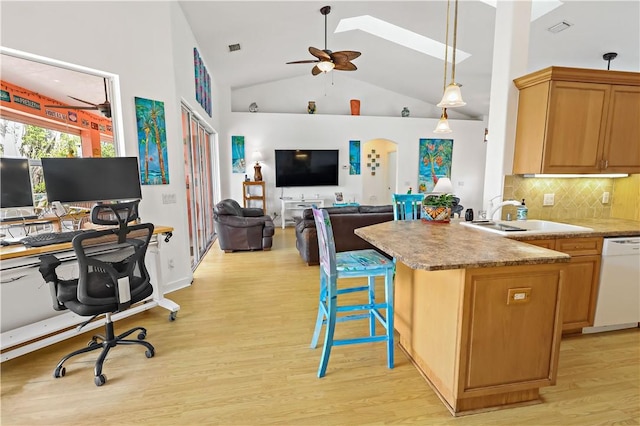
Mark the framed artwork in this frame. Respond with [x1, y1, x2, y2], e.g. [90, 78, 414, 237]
[231, 135, 245, 173]
[334, 192, 344, 203]
[135, 96, 170, 185]
[418, 138, 453, 193]
[366, 149, 380, 176]
[349, 140, 360, 175]
[194, 48, 212, 117]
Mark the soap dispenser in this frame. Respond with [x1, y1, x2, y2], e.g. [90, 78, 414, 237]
[516, 199, 528, 221]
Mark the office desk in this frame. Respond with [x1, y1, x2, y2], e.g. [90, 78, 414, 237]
[0, 225, 180, 362]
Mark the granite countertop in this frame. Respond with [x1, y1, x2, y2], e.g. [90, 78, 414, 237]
[355, 220, 570, 271]
[508, 217, 640, 240]
[355, 217, 640, 271]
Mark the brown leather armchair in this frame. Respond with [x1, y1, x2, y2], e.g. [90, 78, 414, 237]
[214, 199, 274, 252]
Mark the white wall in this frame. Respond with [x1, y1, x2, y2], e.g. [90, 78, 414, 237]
[232, 72, 472, 120]
[1, 1, 221, 292]
[223, 113, 487, 220]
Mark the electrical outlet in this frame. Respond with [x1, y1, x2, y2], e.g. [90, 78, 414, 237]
[602, 191, 610, 204]
[543, 193, 555, 206]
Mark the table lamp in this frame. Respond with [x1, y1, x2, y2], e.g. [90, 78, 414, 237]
[432, 177, 453, 194]
[252, 151, 263, 181]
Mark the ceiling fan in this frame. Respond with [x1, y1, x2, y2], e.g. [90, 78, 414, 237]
[286, 5, 361, 76]
[45, 77, 112, 118]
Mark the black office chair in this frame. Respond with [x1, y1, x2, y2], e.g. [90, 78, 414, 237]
[38, 202, 156, 386]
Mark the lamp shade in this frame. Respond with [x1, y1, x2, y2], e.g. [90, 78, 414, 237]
[433, 109, 452, 134]
[252, 151, 263, 164]
[432, 177, 453, 194]
[317, 61, 335, 73]
[437, 83, 466, 108]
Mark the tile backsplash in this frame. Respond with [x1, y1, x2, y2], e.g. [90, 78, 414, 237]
[502, 175, 614, 220]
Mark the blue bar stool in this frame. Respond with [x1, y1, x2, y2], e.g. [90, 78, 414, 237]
[392, 193, 424, 221]
[310, 207, 395, 378]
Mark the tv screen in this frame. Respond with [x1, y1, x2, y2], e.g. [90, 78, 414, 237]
[275, 149, 339, 187]
[42, 157, 142, 203]
[0, 158, 34, 208]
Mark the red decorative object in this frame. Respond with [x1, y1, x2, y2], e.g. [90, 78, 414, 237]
[350, 99, 360, 116]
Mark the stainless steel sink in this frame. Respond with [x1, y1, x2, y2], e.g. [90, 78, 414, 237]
[460, 220, 593, 236]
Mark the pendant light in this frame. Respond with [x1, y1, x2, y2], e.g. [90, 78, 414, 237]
[437, 0, 466, 108]
[434, 0, 452, 133]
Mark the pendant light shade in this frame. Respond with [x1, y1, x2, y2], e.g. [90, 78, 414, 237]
[317, 61, 335, 73]
[437, 83, 466, 108]
[438, 0, 465, 109]
[433, 109, 452, 133]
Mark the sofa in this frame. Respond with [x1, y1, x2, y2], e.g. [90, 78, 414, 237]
[295, 205, 394, 265]
[214, 199, 275, 252]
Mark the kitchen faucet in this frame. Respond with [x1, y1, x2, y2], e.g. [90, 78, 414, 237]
[488, 200, 522, 220]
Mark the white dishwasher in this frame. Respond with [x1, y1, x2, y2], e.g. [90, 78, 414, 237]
[583, 236, 640, 334]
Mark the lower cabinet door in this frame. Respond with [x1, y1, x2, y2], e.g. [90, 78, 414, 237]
[561, 254, 601, 330]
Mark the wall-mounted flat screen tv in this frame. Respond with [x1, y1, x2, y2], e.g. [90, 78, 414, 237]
[275, 149, 339, 187]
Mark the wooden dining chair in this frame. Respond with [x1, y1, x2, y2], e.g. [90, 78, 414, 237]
[310, 207, 395, 378]
[392, 193, 424, 221]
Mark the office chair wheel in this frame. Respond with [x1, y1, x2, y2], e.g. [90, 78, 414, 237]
[53, 366, 66, 378]
[169, 311, 177, 321]
[94, 374, 107, 386]
[145, 348, 155, 358]
[137, 331, 146, 340]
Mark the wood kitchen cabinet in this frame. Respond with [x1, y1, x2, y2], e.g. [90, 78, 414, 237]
[513, 67, 640, 174]
[526, 237, 603, 332]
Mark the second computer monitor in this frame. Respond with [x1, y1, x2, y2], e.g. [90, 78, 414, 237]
[41, 157, 142, 204]
[0, 157, 34, 209]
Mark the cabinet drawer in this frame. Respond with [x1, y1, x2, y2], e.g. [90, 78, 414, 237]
[526, 239, 556, 250]
[555, 237, 603, 256]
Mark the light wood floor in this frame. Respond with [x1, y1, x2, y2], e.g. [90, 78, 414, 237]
[1, 228, 639, 425]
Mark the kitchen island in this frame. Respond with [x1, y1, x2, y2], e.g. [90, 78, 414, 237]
[355, 220, 570, 416]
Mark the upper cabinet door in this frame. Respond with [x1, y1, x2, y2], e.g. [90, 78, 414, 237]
[543, 81, 610, 174]
[513, 67, 640, 175]
[602, 85, 640, 174]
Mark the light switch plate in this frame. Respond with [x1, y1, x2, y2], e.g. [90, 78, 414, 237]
[602, 192, 610, 204]
[543, 193, 555, 206]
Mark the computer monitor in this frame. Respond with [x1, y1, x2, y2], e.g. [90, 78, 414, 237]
[41, 157, 142, 204]
[0, 157, 34, 209]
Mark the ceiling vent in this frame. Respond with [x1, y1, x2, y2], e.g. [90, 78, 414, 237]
[228, 43, 241, 52]
[547, 21, 573, 34]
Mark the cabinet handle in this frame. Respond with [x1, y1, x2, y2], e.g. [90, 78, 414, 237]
[604, 159, 608, 169]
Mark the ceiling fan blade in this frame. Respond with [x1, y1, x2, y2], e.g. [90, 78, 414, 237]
[68, 96, 99, 107]
[334, 62, 357, 71]
[311, 65, 323, 76]
[332, 51, 361, 62]
[309, 46, 331, 60]
[286, 59, 320, 64]
[44, 105, 99, 110]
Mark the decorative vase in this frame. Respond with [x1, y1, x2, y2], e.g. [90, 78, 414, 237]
[421, 205, 451, 223]
[307, 101, 316, 114]
[401, 107, 410, 117]
[350, 99, 360, 115]
[249, 102, 258, 113]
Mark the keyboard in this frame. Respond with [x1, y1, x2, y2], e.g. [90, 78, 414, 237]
[21, 230, 88, 247]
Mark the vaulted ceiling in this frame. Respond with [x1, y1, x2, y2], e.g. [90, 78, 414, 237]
[2, 1, 638, 120]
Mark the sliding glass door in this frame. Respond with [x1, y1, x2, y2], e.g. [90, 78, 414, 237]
[181, 105, 217, 269]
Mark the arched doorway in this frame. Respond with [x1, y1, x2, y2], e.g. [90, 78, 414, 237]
[361, 138, 398, 205]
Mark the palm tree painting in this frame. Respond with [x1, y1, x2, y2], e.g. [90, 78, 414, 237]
[135, 97, 169, 185]
[349, 140, 360, 175]
[231, 136, 245, 173]
[418, 138, 453, 193]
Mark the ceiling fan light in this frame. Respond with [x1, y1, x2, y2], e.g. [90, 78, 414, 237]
[433, 109, 452, 133]
[437, 83, 466, 108]
[317, 61, 335, 73]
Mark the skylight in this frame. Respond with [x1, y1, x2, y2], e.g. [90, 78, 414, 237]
[334, 15, 471, 63]
[478, 0, 563, 21]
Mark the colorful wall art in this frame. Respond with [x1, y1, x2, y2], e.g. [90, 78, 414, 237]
[194, 48, 212, 117]
[418, 138, 453, 193]
[135, 96, 169, 185]
[231, 135, 245, 173]
[349, 140, 360, 175]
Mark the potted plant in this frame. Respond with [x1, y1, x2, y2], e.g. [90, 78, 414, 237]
[422, 193, 454, 223]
